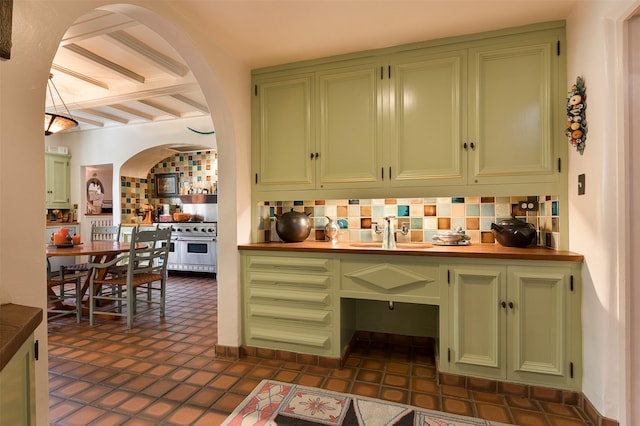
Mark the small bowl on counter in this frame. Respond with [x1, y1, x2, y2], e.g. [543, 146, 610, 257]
[432, 227, 471, 246]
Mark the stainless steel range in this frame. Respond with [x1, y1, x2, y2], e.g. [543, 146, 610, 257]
[155, 199, 218, 273]
[158, 222, 217, 273]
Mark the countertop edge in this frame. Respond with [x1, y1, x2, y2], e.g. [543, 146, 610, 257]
[237, 242, 584, 262]
[0, 304, 43, 372]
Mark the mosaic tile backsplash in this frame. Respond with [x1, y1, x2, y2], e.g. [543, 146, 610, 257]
[257, 196, 561, 249]
[149, 151, 218, 199]
[120, 151, 218, 223]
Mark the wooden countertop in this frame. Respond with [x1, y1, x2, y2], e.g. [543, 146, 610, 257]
[238, 241, 584, 262]
[0, 304, 43, 371]
[46, 221, 79, 227]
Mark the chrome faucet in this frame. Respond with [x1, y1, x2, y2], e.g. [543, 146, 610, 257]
[371, 216, 409, 249]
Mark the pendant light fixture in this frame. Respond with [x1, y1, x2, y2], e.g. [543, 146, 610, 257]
[44, 73, 79, 135]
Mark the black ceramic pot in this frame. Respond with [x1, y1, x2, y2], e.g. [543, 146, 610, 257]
[491, 217, 537, 248]
[275, 209, 311, 242]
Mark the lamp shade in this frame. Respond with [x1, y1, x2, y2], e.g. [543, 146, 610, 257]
[45, 74, 79, 135]
[44, 113, 79, 136]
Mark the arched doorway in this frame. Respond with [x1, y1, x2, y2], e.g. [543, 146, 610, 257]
[39, 4, 248, 422]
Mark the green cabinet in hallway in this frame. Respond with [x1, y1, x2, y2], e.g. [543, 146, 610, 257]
[45, 153, 71, 209]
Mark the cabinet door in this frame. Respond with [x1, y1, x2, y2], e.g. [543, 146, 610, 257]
[507, 267, 572, 387]
[389, 49, 467, 187]
[0, 335, 35, 425]
[253, 74, 315, 190]
[46, 154, 70, 208]
[448, 265, 506, 379]
[316, 64, 382, 189]
[468, 35, 558, 185]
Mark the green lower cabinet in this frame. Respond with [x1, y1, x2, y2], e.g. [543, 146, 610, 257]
[443, 262, 581, 390]
[242, 253, 340, 357]
[240, 250, 582, 390]
[0, 334, 36, 425]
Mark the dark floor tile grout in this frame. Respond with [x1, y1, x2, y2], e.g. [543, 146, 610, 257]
[47, 272, 592, 425]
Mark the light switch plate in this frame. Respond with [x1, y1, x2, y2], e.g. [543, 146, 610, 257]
[578, 174, 586, 195]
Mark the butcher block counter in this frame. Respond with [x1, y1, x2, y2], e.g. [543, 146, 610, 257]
[0, 304, 42, 371]
[238, 241, 584, 262]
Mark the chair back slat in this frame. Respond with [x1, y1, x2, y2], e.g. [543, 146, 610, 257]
[91, 224, 122, 242]
[128, 227, 171, 276]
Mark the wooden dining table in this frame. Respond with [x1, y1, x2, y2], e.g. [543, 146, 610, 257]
[46, 241, 133, 302]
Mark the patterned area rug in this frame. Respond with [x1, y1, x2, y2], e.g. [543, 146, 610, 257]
[222, 379, 510, 425]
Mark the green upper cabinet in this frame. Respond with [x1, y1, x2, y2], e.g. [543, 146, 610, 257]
[45, 153, 71, 209]
[316, 62, 382, 189]
[253, 61, 382, 191]
[252, 22, 566, 198]
[388, 48, 467, 186]
[467, 33, 560, 185]
[252, 74, 314, 190]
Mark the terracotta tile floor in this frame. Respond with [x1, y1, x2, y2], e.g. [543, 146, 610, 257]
[48, 273, 593, 425]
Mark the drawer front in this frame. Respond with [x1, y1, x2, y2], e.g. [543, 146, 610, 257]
[247, 287, 332, 308]
[246, 255, 333, 273]
[247, 270, 332, 290]
[247, 303, 332, 325]
[245, 322, 334, 356]
[341, 259, 441, 303]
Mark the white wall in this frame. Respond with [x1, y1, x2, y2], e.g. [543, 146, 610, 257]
[566, 1, 639, 423]
[57, 115, 218, 214]
[0, 1, 251, 424]
[627, 14, 640, 426]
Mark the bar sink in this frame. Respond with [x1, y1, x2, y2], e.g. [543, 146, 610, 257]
[348, 242, 433, 249]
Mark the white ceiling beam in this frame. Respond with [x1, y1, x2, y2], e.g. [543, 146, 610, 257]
[107, 31, 190, 77]
[60, 82, 203, 110]
[171, 94, 209, 113]
[137, 100, 182, 118]
[80, 108, 130, 124]
[63, 43, 146, 84]
[108, 104, 156, 121]
[72, 115, 105, 128]
[60, 12, 137, 46]
[51, 64, 109, 90]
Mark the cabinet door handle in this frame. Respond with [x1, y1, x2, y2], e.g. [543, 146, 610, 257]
[389, 167, 392, 180]
[310, 153, 314, 160]
[315, 152, 319, 159]
[501, 301, 507, 309]
[463, 142, 468, 150]
[381, 167, 384, 180]
[508, 302, 514, 310]
[470, 142, 476, 150]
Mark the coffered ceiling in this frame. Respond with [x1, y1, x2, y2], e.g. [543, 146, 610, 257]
[46, 1, 579, 134]
[46, 9, 209, 133]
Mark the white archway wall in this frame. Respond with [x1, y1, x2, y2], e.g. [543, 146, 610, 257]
[626, 13, 640, 426]
[567, 1, 639, 424]
[60, 3, 253, 351]
[1, 2, 251, 424]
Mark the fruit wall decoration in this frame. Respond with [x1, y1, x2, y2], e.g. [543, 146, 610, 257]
[566, 76, 587, 155]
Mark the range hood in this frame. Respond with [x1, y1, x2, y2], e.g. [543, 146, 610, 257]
[179, 194, 217, 204]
